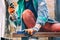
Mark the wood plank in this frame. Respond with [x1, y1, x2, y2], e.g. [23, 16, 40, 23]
[12, 32, 60, 38]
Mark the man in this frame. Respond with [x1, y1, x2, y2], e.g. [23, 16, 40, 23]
[8, 0, 60, 38]
[17, 0, 60, 35]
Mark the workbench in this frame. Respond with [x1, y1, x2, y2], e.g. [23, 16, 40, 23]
[12, 32, 60, 38]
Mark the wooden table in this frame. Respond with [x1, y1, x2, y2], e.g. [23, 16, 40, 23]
[12, 32, 60, 38]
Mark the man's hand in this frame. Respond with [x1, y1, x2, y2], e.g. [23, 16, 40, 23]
[25, 29, 35, 35]
[24, 24, 41, 35]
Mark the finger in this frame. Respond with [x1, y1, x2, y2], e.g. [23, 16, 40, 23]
[28, 30, 30, 34]
[30, 30, 33, 35]
[26, 29, 31, 35]
[28, 29, 33, 35]
[28, 29, 31, 34]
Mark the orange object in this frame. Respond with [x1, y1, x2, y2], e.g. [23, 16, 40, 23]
[8, 6, 15, 15]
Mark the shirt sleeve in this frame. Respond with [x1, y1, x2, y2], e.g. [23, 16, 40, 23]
[36, 0, 48, 26]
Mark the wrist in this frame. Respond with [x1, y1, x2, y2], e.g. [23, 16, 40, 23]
[32, 27, 39, 32]
[32, 24, 41, 32]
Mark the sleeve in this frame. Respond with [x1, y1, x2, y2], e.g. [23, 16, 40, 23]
[36, 0, 48, 26]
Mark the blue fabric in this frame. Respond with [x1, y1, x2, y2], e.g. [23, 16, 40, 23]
[36, 0, 56, 26]
[24, 0, 37, 19]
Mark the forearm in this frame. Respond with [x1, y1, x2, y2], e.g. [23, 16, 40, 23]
[32, 24, 41, 32]
[32, 0, 48, 32]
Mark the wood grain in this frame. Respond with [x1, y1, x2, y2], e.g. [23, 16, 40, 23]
[12, 32, 60, 38]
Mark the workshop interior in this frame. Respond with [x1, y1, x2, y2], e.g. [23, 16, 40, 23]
[0, 0, 60, 40]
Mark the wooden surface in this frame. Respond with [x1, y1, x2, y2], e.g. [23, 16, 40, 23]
[12, 32, 60, 38]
